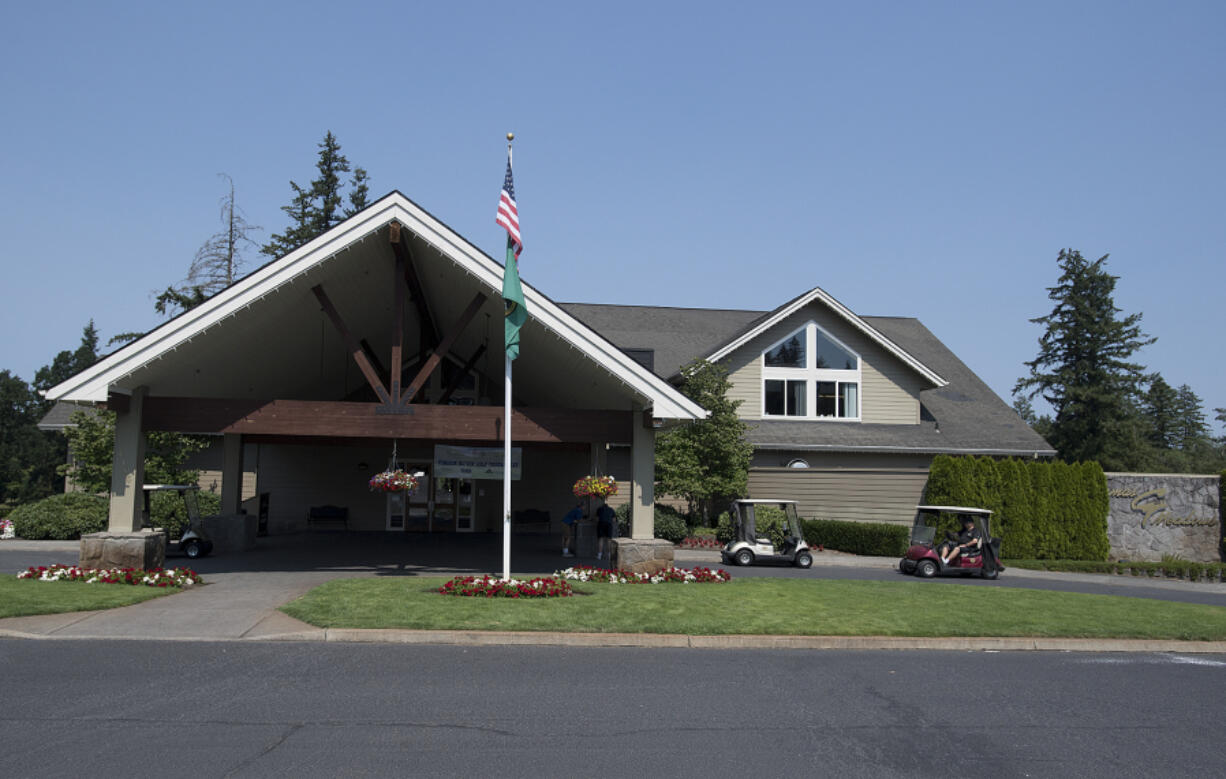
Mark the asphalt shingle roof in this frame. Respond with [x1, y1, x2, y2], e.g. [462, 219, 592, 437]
[559, 302, 1054, 457]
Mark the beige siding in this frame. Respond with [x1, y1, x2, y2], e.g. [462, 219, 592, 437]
[749, 453, 931, 525]
[723, 303, 923, 425]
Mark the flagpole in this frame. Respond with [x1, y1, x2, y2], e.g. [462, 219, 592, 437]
[503, 352, 512, 580]
[502, 133, 514, 582]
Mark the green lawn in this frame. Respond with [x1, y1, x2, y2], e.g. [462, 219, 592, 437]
[0, 577, 180, 619]
[280, 577, 1226, 641]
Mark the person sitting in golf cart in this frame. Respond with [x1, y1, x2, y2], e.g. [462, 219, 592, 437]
[940, 515, 982, 566]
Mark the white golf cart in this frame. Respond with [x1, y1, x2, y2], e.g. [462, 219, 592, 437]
[141, 484, 214, 559]
[720, 499, 813, 568]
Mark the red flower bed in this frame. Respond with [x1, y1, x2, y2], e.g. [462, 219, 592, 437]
[438, 574, 574, 598]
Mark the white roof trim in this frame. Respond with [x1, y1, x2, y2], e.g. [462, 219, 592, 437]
[703, 286, 947, 387]
[47, 192, 707, 421]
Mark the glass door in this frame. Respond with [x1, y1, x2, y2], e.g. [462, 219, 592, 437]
[456, 479, 475, 532]
[405, 462, 431, 532]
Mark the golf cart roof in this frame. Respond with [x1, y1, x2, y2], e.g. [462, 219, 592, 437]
[142, 484, 200, 492]
[915, 505, 992, 515]
[733, 499, 798, 505]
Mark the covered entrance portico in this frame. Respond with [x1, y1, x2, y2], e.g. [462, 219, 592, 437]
[48, 192, 705, 561]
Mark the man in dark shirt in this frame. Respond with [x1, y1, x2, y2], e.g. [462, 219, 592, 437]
[941, 516, 982, 566]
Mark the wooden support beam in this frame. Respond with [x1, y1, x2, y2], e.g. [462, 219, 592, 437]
[139, 396, 633, 444]
[389, 222, 440, 351]
[390, 249, 405, 403]
[312, 284, 390, 404]
[401, 292, 488, 406]
[358, 339, 389, 385]
[438, 344, 487, 405]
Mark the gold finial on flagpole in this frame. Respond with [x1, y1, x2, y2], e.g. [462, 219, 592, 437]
[506, 132, 514, 162]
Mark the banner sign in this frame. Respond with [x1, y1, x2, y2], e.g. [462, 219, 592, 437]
[434, 444, 522, 480]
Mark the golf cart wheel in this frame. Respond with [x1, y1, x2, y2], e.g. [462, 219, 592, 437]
[182, 539, 203, 559]
[916, 559, 938, 578]
[980, 567, 999, 580]
[794, 551, 813, 569]
[734, 548, 754, 566]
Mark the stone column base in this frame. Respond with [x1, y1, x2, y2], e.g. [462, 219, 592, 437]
[611, 538, 674, 575]
[80, 531, 166, 570]
[200, 513, 258, 554]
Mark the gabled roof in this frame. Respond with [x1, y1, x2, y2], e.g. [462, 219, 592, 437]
[560, 302, 1054, 458]
[703, 286, 947, 387]
[47, 192, 706, 421]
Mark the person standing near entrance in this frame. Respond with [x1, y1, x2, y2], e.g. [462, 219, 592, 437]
[595, 498, 616, 562]
[562, 501, 583, 557]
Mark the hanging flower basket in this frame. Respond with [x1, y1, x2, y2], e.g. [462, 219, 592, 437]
[369, 469, 418, 493]
[572, 475, 618, 499]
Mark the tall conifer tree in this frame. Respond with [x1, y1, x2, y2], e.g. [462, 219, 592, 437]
[1014, 250, 1155, 469]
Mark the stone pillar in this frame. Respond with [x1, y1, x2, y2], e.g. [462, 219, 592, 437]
[220, 433, 244, 516]
[630, 411, 655, 540]
[108, 387, 147, 533]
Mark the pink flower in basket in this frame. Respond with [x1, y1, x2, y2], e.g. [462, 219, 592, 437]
[369, 469, 418, 493]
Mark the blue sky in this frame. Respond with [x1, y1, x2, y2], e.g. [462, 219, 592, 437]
[2, 1, 1223, 430]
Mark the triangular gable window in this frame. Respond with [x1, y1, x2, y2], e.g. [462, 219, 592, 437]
[761, 323, 861, 420]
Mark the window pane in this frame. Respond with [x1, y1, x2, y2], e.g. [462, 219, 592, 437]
[815, 331, 857, 370]
[765, 380, 785, 415]
[839, 383, 858, 418]
[816, 381, 837, 416]
[787, 380, 806, 416]
[765, 334, 805, 368]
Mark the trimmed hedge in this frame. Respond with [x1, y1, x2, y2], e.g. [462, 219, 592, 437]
[802, 518, 910, 557]
[9, 493, 108, 540]
[1007, 558, 1226, 583]
[924, 455, 1109, 561]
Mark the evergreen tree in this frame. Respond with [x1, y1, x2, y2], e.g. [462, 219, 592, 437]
[1014, 250, 1155, 469]
[1172, 384, 1209, 450]
[655, 360, 753, 523]
[32, 321, 100, 412]
[1143, 375, 1180, 450]
[345, 167, 371, 216]
[262, 132, 369, 258]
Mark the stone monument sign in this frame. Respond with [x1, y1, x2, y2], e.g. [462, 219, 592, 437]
[1106, 473, 1221, 562]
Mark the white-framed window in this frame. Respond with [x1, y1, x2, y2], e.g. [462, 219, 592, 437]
[761, 322, 861, 420]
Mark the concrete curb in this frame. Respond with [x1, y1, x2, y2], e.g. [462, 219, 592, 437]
[3, 624, 1223, 653]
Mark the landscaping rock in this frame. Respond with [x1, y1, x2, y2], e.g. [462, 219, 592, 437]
[612, 538, 674, 575]
[79, 531, 166, 570]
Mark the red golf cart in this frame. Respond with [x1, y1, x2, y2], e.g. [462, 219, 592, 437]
[899, 505, 1003, 580]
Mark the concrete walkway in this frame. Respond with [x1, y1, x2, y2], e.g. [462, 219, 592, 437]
[3, 535, 1225, 653]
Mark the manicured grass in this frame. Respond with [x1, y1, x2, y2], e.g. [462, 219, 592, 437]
[280, 577, 1226, 640]
[0, 577, 179, 619]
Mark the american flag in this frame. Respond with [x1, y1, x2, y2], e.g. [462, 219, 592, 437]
[495, 159, 522, 258]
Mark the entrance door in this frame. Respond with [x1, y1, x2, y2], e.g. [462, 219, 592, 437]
[387, 464, 476, 532]
[429, 476, 477, 532]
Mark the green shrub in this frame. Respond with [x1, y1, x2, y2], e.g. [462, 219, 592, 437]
[714, 512, 733, 544]
[9, 493, 108, 540]
[689, 526, 717, 538]
[612, 502, 691, 543]
[653, 512, 688, 544]
[802, 518, 909, 557]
